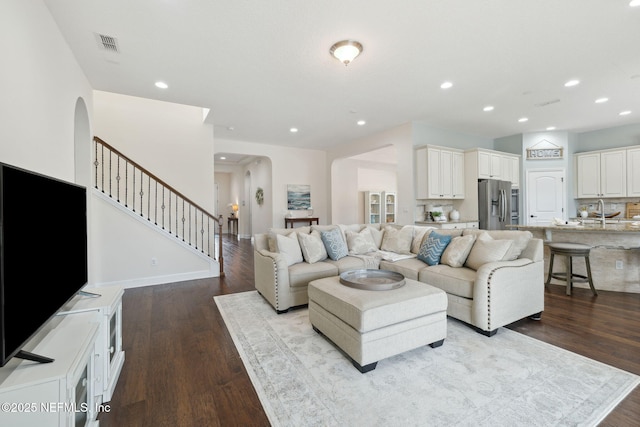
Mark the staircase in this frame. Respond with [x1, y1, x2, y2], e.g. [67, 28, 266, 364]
[93, 136, 224, 276]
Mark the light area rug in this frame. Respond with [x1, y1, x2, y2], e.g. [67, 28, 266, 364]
[214, 291, 639, 427]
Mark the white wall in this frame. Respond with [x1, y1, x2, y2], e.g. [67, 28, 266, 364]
[93, 91, 215, 211]
[214, 138, 326, 234]
[91, 91, 218, 285]
[327, 124, 413, 225]
[0, 0, 98, 283]
[0, 0, 92, 181]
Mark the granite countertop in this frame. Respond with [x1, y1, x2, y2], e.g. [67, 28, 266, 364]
[509, 222, 640, 233]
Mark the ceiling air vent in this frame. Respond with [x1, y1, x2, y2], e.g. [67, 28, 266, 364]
[96, 33, 120, 53]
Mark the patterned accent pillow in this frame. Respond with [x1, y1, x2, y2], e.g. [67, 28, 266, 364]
[275, 232, 303, 266]
[411, 226, 435, 254]
[380, 225, 413, 254]
[320, 228, 349, 260]
[465, 233, 514, 270]
[417, 231, 452, 266]
[366, 226, 385, 249]
[441, 234, 476, 268]
[345, 228, 378, 254]
[297, 230, 328, 263]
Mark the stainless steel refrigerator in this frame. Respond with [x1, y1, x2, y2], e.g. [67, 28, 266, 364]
[478, 179, 512, 230]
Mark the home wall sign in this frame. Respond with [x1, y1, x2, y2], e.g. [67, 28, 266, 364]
[526, 139, 564, 160]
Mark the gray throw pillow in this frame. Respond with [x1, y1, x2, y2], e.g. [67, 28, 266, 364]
[321, 228, 349, 260]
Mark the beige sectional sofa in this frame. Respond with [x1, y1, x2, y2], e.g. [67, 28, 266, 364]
[253, 223, 544, 336]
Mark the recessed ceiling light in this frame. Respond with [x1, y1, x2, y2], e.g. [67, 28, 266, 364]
[595, 97, 609, 104]
[630, 0, 640, 7]
[546, 126, 556, 131]
[289, 127, 299, 133]
[518, 117, 529, 123]
[357, 120, 366, 126]
[483, 106, 494, 112]
[564, 79, 580, 87]
[220, 156, 226, 160]
[155, 81, 168, 89]
[619, 110, 632, 116]
[440, 81, 453, 89]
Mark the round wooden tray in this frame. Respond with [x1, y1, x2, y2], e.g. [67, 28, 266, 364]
[339, 269, 405, 291]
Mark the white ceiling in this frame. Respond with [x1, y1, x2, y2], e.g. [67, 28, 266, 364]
[44, 0, 640, 151]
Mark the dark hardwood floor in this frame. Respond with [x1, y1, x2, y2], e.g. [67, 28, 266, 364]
[98, 234, 640, 427]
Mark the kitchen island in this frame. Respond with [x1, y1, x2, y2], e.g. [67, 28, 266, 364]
[508, 222, 640, 293]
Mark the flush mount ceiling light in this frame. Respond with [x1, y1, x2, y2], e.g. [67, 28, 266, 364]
[330, 40, 363, 66]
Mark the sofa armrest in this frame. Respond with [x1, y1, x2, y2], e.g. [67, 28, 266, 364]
[472, 258, 544, 333]
[253, 248, 291, 312]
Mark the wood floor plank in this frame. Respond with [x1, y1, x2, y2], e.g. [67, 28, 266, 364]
[98, 234, 639, 427]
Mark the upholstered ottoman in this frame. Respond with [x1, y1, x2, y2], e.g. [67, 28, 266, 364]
[308, 275, 448, 373]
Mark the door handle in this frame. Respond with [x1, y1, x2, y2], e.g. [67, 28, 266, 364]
[530, 215, 537, 218]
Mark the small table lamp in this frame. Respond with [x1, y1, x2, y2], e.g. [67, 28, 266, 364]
[231, 203, 239, 217]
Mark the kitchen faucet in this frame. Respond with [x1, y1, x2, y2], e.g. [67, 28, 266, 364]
[597, 199, 606, 228]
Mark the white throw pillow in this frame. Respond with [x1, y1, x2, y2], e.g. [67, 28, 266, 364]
[441, 234, 476, 268]
[346, 228, 378, 254]
[366, 226, 385, 249]
[275, 232, 304, 266]
[380, 225, 413, 254]
[297, 230, 327, 263]
[464, 233, 513, 271]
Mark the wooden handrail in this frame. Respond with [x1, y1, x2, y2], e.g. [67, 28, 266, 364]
[93, 136, 224, 276]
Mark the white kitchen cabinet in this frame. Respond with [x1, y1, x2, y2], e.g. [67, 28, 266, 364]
[417, 145, 464, 199]
[575, 149, 626, 198]
[627, 147, 640, 197]
[424, 221, 478, 230]
[468, 149, 519, 186]
[502, 155, 520, 187]
[451, 151, 465, 198]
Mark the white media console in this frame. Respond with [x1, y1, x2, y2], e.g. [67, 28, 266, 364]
[0, 286, 124, 427]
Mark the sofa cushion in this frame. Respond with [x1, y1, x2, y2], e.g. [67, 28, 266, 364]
[379, 258, 429, 281]
[441, 234, 476, 268]
[288, 261, 338, 288]
[380, 225, 413, 254]
[419, 265, 476, 299]
[320, 228, 349, 260]
[464, 233, 513, 270]
[275, 232, 304, 266]
[463, 229, 532, 260]
[417, 231, 452, 266]
[345, 228, 378, 254]
[297, 230, 328, 263]
[324, 255, 370, 274]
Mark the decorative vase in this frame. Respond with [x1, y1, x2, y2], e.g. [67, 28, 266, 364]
[580, 210, 588, 218]
[450, 209, 460, 221]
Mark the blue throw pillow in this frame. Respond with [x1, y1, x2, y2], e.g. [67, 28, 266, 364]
[417, 231, 452, 266]
[320, 228, 349, 261]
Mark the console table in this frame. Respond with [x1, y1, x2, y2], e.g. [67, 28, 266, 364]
[227, 217, 238, 235]
[285, 217, 319, 228]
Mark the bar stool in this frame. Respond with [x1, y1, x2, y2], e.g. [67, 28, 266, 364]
[545, 242, 597, 296]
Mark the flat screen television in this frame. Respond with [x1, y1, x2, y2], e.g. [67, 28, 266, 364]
[0, 162, 88, 367]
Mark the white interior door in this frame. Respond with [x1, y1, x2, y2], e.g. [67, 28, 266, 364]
[526, 169, 565, 225]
